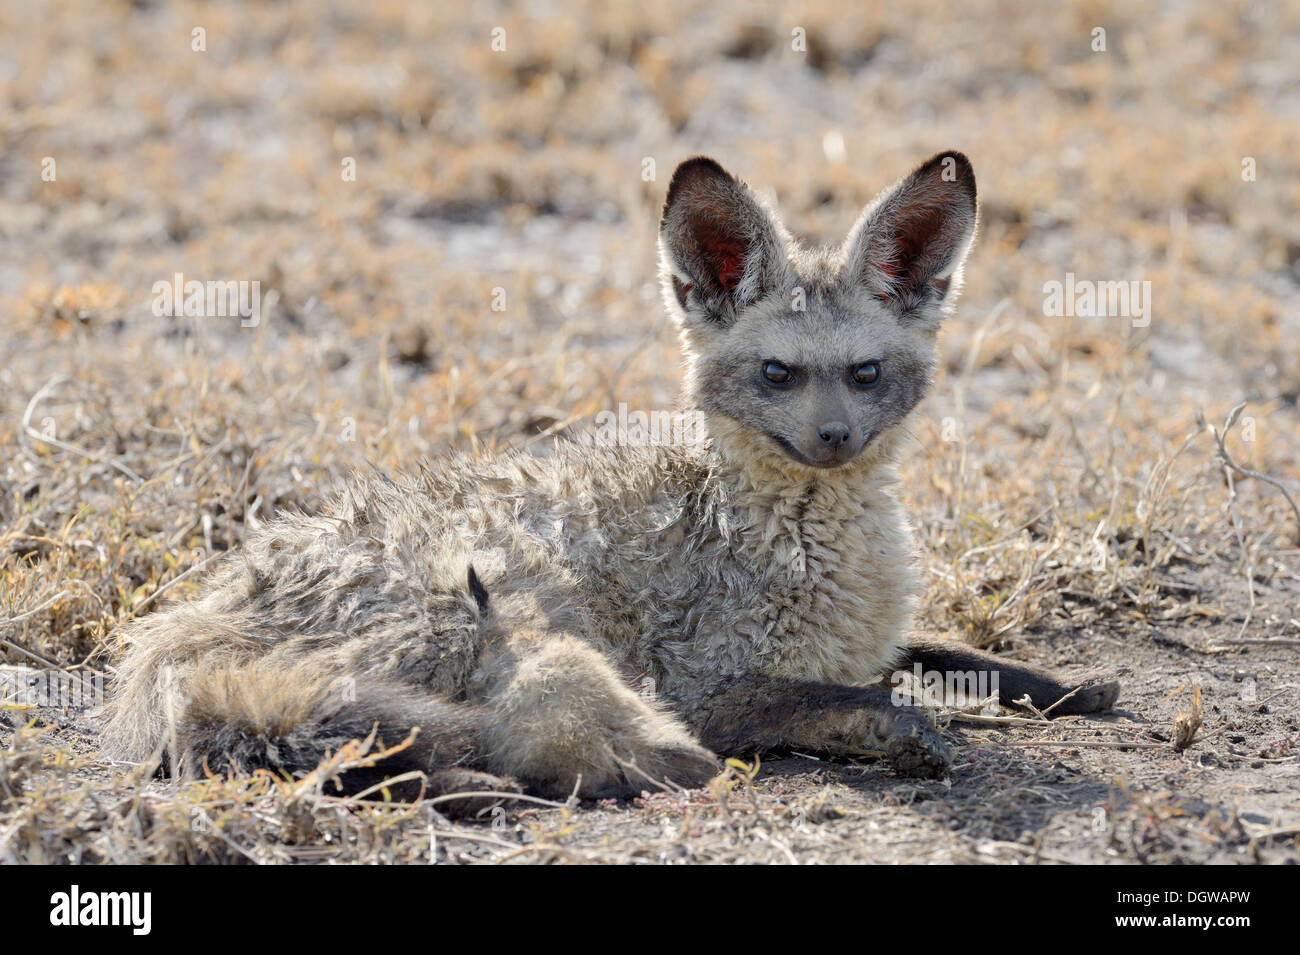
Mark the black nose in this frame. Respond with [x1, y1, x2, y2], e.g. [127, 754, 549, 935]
[817, 422, 851, 448]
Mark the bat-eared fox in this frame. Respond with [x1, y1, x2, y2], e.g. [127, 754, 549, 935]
[106, 152, 1119, 810]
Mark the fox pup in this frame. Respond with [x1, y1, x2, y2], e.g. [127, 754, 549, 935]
[105, 152, 1119, 806]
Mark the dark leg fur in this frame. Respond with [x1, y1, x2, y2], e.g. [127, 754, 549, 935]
[670, 677, 952, 779]
[901, 634, 1120, 715]
[424, 768, 523, 817]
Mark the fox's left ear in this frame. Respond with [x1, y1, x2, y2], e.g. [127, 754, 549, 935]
[842, 151, 977, 323]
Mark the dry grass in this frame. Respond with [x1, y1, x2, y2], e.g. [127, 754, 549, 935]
[2, 0, 1299, 864]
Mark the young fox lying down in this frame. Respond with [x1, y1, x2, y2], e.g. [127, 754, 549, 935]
[105, 152, 1119, 804]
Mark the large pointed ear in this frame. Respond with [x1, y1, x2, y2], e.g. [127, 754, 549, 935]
[658, 157, 788, 327]
[842, 150, 977, 323]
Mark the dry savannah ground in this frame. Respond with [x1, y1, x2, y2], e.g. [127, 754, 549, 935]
[1, 0, 1299, 865]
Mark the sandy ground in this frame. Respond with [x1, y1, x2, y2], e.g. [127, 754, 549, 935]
[1, 0, 1298, 863]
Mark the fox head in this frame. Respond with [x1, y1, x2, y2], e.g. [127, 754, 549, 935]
[658, 152, 976, 480]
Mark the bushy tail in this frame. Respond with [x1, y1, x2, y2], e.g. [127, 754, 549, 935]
[175, 658, 517, 808]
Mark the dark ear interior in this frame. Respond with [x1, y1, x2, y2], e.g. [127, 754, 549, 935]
[666, 159, 745, 290]
[659, 157, 780, 319]
[853, 150, 977, 309]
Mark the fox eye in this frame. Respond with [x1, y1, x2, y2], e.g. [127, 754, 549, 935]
[852, 362, 881, 387]
[762, 361, 793, 385]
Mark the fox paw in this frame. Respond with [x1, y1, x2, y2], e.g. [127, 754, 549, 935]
[590, 741, 721, 799]
[645, 742, 722, 790]
[884, 723, 952, 779]
[1049, 670, 1121, 715]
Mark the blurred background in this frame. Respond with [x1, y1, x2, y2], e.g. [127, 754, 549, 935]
[1, 0, 1298, 664]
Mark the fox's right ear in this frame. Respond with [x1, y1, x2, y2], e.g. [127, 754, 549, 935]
[658, 157, 788, 327]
